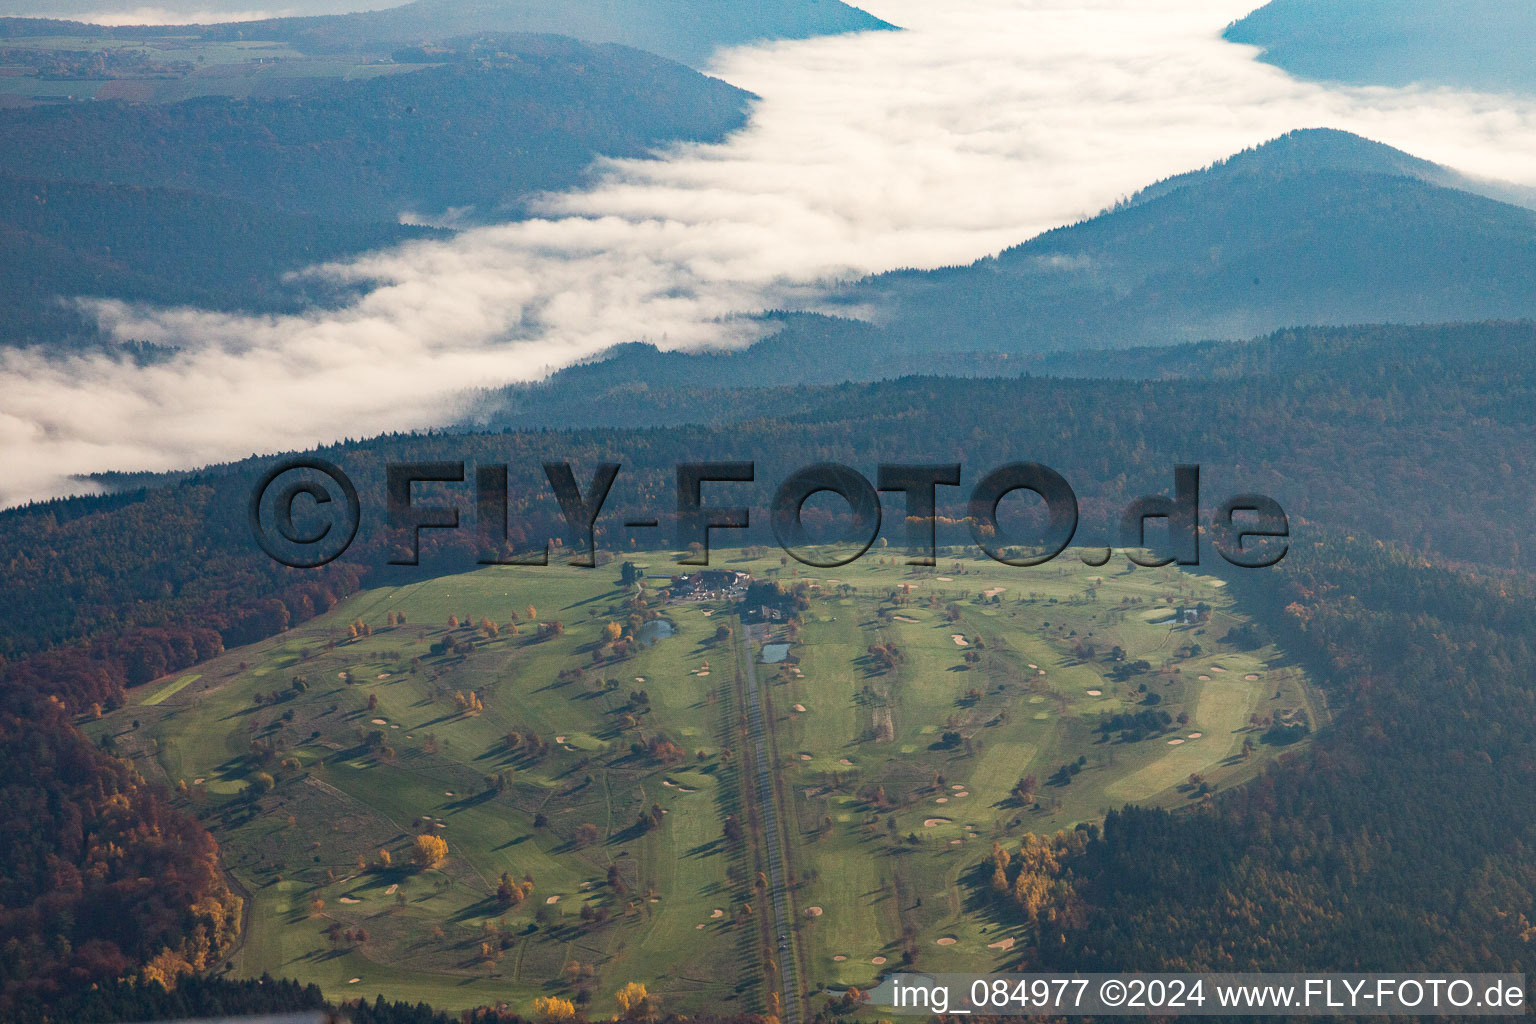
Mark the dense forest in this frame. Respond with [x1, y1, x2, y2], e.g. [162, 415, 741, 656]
[4, 320, 1536, 1016]
[993, 540, 1536, 974]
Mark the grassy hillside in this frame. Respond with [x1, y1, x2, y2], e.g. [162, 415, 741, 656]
[90, 550, 1309, 1014]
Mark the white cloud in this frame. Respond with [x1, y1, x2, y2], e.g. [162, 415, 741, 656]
[53, 6, 291, 23]
[4, 0, 1536, 505]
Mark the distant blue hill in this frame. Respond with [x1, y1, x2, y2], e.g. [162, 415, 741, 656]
[0, 0, 896, 68]
[481, 129, 1536, 426]
[1225, 0, 1536, 94]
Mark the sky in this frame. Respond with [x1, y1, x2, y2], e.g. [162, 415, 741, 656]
[4, 0, 1536, 505]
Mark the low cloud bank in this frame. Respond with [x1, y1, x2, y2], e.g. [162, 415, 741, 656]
[4, 0, 1536, 506]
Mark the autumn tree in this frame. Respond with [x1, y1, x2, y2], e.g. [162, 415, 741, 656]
[614, 981, 651, 1020]
[413, 833, 448, 869]
[532, 995, 576, 1022]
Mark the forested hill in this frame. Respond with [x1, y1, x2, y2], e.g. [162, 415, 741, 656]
[807, 128, 1536, 351]
[0, 36, 752, 224]
[0, 173, 441, 350]
[0, 35, 752, 349]
[7, 319, 1536, 663]
[0, 0, 896, 68]
[1225, 0, 1536, 94]
[475, 129, 1536, 407]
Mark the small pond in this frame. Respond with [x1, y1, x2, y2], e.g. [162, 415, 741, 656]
[637, 619, 676, 647]
[761, 643, 792, 664]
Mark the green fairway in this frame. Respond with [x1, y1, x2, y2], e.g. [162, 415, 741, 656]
[100, 549, 1313, 1017]
[140, 672, 201, 706]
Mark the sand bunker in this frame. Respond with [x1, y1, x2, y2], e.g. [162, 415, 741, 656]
[951, 635, 969, 646]
[987, 937, 1017, 951]
[1037, 669, 1046, 676]
[347, 977, 361, 984]
[371, 718, 387, 725]
[546, 895, 560, 904]
[1167, 738, 1185, 745]
[792, 704, 807, 712]
[635, 676, 645, 683]
[839, 758, 854, 766]
[807, 906, 824, 917]
[949, 839, 963, 845]
[696, 923, 706, 930]
[444, 791, 453, 796]
[1188, 732, 1203, 738]
[798, 754, 813, 761]
[555, 735, 567, 743]
[935, 797, 949, 804]
[951, 784, 965, 790]
[385, 884, 398, 895]
[337, 672, 346, 679]
[892, 615, 920, 623]
[1086, 689, 1102, 696]
[936, 936, 957, 946]
[936, 576, 953, 581]
[983, 588, 1006, 598]
[872, 956, 888, 965]
[833, 955, 847, 962]
[1197, 674, 1211, 681]
[339, 897, 361, 904]
[193, 777, 206, 784]
[955, 791, 969, 798]
[1210, 665, 1227, 673]
[1244, 673, 1260, 680]
[1028, 663, 1038, 669]
[376, 673, 389, 679]
[711, 908, 724, 919]
[923, 818, 952, 827]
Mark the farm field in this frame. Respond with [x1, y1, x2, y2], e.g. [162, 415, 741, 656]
[94, 548, 1315, 1017]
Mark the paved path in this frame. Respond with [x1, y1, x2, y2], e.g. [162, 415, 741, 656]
[738, 623, 802, 1024]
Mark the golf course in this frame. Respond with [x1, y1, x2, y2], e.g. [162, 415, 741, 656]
[91, 549, 1317, 1018]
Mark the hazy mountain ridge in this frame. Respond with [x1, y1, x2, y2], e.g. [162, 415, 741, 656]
[481, 129, 1536, 421]
[0, 0, 895, 68]
[0, 172, 442, 348]
[0, 36, 752, 223]
[0, 35, 752, 348]
[1225, 0, 1536, 94]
